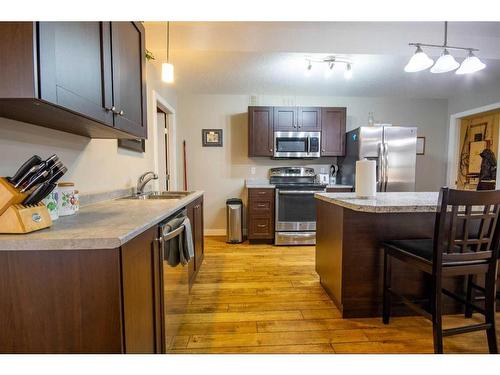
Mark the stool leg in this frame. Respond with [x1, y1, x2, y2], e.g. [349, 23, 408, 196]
[382, 249, 392, 325]
[485, 265, 498, 354]
[431, 275, 444, 354]
[465, 274, 474, 318]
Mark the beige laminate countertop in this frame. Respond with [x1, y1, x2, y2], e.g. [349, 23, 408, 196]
[0, 191, 204, 251]
[315, 192, 439, 213]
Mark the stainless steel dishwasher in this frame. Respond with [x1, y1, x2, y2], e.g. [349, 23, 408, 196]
[157, 209, 191, 353]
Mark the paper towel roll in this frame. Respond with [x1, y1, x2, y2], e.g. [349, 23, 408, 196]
[355, 159, 376, 198]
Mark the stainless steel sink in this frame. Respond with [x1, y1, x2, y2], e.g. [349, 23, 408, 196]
[121, 191, 194, 200]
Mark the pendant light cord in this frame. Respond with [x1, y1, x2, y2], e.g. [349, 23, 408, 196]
[166, 21, 170, 63]
[444, 21, 448, 46]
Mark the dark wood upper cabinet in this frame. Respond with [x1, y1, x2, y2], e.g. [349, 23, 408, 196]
[111, 22, 147, 138]
[248, 106, 274, 157]
[0, 22, 147, 139]
[38, 22, 114, 127]
[297, 107, 321, 131]
[273, 106, 297, 131]
[321, 107, 346, 156]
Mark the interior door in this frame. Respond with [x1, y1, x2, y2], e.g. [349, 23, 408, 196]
[111, 22, 147, 138]
[383, 127, 417, 192]
[38, 22, 113, 126]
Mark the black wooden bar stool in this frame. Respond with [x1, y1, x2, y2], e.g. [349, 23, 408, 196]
[381, 187, 500, 354]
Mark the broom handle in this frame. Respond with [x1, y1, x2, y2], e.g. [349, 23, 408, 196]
[183, 140, 188, 191]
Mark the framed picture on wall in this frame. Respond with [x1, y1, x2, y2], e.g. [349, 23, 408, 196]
[202, 129, 223, 147]
[416, 136, 425, 155]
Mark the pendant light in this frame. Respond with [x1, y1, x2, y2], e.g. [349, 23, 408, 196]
[404, 45, 434, 72]
[430, 49, 459, 73]
[456, 50, 486, 75]
[405, 22, 486, 75]
[161, 21, 174, 83]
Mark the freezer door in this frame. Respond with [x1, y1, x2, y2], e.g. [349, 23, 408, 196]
[359, 126, 383, 158]
[383, 127, 417, 192]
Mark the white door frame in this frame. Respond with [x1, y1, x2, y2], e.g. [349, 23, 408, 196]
[151, 90, 177, 191]
[446, 102, 500, 188]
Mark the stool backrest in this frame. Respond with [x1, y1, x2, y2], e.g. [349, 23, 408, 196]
[433, 187, 500, 267]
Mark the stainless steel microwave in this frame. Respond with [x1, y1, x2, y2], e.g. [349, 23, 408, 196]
[274, 131, 321, 158]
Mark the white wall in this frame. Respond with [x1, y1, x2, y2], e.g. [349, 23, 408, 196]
[0, 61, 176, 195]
[176, 94, 449, 232]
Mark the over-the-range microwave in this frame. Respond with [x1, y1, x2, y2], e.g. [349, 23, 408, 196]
[273, 131, 321, 158]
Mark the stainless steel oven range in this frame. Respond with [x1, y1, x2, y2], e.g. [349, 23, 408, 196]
[270, 167, 326, 245]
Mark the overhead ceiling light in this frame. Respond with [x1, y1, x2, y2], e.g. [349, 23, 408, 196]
[404, 45, 434, 72]
[405, 22, 484, 75]
[324, 62, 335, 78]
[344, 64, 353, 79]
[430, 49, 459, 73]
[456, 50, 486, 75]
[161, 21, 174, 83]
[304, 60, 312, 77]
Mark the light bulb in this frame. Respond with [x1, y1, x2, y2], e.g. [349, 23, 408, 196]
[324, 62, 334, 78]
[304, 61, 312, 77]
[404, 45, 434, 72]
[430, 49, 459, 73]
[456, 51, 486, 74]
[162, 63, 174, 83]
[344, 64, 353, 79]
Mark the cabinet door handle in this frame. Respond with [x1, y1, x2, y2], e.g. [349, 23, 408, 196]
[269, 149, 273, 152]
[105, 106, 116, 113]
[117, 109, 124, 116]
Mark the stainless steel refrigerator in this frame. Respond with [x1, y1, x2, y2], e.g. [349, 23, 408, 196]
[337, 126, 417, 192]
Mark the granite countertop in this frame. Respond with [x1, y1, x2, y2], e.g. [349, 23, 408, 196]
[315, 192, 439, 213]
[0, 191, 204, 251]
[245, 179, 275, 188]
[245, 179, 352, 189]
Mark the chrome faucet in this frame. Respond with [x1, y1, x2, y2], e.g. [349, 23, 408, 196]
[136, 171, 158, 195]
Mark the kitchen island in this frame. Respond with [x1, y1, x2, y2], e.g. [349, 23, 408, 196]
[314, 192, 464, 318]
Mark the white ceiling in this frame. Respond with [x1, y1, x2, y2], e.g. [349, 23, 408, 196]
[145, 22, 500, 98]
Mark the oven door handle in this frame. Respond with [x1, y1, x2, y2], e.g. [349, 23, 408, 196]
[307, 137, 311, 155]
[279, 190, 324, 195]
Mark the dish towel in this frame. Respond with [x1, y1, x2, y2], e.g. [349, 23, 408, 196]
[164, 216, 185, 267]
[180, 217, 194, 265]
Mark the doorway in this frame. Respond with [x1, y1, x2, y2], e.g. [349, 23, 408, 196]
[151, 90, 177, 192]
[447, 105, 500, 190]
[157, 108, 170, 191]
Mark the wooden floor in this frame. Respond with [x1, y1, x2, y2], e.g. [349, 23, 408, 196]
[167, 236, 498, 354]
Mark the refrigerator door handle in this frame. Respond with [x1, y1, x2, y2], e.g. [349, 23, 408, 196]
[377, 143, 384, 192]
[383, 142, 389, 192]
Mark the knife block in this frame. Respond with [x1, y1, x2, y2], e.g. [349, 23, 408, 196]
[0, 177, 52, 234]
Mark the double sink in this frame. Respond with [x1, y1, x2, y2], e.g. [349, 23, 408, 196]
[121, 191, 194, 200]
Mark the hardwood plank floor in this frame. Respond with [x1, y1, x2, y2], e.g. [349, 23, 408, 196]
[167, 236, 499, 354]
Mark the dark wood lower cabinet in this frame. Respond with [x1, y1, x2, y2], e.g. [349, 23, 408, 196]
[0, 197, 204, 353]
[187, 196, 204, 288]
[247, 188, 275, 242]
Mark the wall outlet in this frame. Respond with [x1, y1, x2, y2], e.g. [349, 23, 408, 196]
[250, 167, 256, 175]
[320, 167, 326, 173]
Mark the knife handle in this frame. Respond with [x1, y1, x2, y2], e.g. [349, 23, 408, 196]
[23, 183, 56, 206]
[9, 155, 42, 185]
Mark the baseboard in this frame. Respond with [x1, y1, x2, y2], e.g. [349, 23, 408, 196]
[205, 229, 248, 236]
[205, 229, 226, 236]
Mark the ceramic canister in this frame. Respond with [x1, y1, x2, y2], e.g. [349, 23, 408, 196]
[42, 187, 59, 221]
[57, 182, 77, 216]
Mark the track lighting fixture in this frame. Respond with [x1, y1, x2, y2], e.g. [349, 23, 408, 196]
[305, 56, 353, 80]
[405, 22, 486, 75]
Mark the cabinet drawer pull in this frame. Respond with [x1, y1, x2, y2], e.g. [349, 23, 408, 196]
[257, 203, 266, 207]
[257, 191, 267, 195]
[257, 224, 267, 228]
